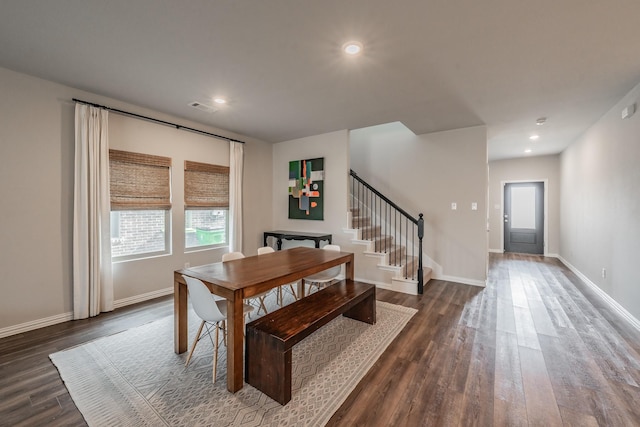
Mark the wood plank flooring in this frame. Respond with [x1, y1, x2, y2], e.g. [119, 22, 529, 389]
[1, 253, 639, 426]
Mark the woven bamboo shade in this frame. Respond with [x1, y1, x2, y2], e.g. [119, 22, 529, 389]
[184, 160, 229, 208]
[109, 149, 172, 210]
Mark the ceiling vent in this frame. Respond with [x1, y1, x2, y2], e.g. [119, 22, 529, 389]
[188, 101, 217, 113]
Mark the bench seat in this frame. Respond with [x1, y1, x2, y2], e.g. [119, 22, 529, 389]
[245, 279, 376, 405]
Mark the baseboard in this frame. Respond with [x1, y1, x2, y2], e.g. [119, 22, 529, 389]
[0, 312, 74, 339]
[558, 256, 640, 332]
[366, 272, 486, 290]
[490, 249, 559, 258]
[432, 274, 486, 288]
[113, 287, 174, 309]
[354, 276, 418, 295]
[0, 288, 174, 339]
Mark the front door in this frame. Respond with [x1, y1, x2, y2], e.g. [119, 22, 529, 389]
[504, 182, 544, 254]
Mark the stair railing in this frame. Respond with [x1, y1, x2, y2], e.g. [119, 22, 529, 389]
[349, 170, 425, 294]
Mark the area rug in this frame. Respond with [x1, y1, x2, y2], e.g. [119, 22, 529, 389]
[50, 296, 416, 427]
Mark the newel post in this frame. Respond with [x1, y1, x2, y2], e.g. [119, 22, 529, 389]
[417, 213, 424, 294]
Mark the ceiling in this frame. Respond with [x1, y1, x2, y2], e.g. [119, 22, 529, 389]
[1, 1, 639, 161]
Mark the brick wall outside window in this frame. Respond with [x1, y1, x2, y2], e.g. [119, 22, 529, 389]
[111, 211, 166, 258]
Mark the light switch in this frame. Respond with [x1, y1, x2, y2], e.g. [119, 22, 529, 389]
[471, 202, 478, 211]
[451, 202, 457, 210]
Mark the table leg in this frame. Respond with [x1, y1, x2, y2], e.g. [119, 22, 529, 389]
[174, 280, 188, 354]
[298, 279, 306, 298]
[345, 255, 354, 280]
[227, 291, 245, 392]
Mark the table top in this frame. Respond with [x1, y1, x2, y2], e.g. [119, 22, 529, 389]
[175, 246, 351, 292]
[263, 230, 332, 238]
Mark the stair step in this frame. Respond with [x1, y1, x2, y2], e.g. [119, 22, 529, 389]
[351, 216, 371, 227]
[387, 246, 406, 265]
[372, 235, 393, 251]
[359, 225, 381, 240]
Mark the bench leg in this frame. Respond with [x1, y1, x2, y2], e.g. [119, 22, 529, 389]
[343, 288, 376, 325]
[246, 327, 292, 405]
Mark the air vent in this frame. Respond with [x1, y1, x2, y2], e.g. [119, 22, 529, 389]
[188, 101, 217, 113]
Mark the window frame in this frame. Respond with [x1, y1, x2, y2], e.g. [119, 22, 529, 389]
[184, 160, 230, 252]
[109, 149, 173, 262]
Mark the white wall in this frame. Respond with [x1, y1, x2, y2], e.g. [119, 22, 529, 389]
[109, 114, 227, 302]
[350, 123, 488, 285]
[0, 66, 272, 334]
[271, 131, 350, 250]
[488, 155, 560, 255]
[560, 82, 640, 321]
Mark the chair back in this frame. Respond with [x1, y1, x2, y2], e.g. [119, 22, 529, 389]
[183, 275, 225, 322]
[222, 251, 245, 262]
[257, 246, 275, 255]
[306, 244, 342, 281]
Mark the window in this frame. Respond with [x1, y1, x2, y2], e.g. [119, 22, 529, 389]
[109, 149, 172, 261]
[184, 160, 229, 249]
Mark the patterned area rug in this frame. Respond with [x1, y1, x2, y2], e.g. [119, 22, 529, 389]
[50, 295, 416, 427]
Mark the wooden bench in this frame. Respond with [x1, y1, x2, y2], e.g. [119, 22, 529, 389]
[245, 279, 376, 405]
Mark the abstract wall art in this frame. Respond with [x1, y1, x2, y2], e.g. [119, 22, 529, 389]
[288, 157, 324, 220]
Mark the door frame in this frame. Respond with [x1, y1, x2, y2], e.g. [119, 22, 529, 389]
[500, 179, 548, 255]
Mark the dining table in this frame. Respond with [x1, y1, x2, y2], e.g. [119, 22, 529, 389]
[174, 246, 355, 393]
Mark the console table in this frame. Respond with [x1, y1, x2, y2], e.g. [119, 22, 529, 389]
[263, 230, 332, 250]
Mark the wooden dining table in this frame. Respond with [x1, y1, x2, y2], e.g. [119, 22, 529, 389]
[174, 246, 355, 393]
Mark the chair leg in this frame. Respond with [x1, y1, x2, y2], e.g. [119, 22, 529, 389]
[277, 286, 284, 306]
[258, 296, 268, 315]
[288, 283, 298, 300]
[307, 281, 317, 294]
[221, 320, 227, 347]
[185, 320, 205, 367]
[213, 323, 219, 383]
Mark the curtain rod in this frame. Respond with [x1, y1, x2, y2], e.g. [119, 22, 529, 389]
[72, 98, 245, 144]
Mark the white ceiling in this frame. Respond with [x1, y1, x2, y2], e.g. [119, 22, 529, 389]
[1, 1, 639, 160]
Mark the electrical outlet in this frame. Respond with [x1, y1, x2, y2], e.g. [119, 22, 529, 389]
[471, 202, 478, 211]
[601, 268, 606, 278]
[184, 262, 190, 269]
[451, 202, 457, 210]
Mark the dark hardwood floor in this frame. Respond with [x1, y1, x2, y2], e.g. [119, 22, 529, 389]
[2, 253, 640, 426]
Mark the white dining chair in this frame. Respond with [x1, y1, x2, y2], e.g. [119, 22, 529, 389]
[257, 246, 299, 306]
[183, 275, 254, 383]
[304, 244, 342, 294]
[222, 251, 271, 315]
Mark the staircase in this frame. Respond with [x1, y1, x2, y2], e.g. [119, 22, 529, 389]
[345, 170, 432, 295]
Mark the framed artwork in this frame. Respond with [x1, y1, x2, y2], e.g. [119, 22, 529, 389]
[288, 157, 324, 220]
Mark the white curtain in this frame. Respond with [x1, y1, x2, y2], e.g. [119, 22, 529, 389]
[73, 104, 113, 319]
[229, 141, 244, 253]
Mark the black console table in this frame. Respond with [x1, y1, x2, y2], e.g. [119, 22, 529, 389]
[263, 230, 332, 250]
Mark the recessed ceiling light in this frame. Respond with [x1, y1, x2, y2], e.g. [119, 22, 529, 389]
[536, 117, 547, 125]
[342, 41, 363, 55]
[525, 149, 532, 154]
[213, 97, 227, 104]
[529, 135, 539, 140]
